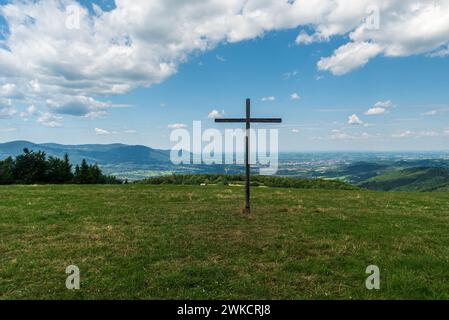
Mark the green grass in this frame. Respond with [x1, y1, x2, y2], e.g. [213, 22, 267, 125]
[1, 184, 449, 300]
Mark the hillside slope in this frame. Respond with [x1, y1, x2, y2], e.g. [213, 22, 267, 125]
[331, 161, 391, 183]
[359, 167, 449, 191]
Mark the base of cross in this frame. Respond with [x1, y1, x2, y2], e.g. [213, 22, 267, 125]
[242, 207, 251, 215]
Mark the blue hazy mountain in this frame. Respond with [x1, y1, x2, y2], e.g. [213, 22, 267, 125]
[0, 140, 171, 165]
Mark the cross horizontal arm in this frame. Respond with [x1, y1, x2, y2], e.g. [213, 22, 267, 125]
[215, 118, 282, 123]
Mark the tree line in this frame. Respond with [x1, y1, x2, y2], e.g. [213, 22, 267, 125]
[0, 148, 121, 185]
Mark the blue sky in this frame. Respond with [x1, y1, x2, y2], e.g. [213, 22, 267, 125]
[1, 0, 449, 151]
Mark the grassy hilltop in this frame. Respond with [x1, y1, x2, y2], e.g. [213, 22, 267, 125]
[1, 184, 449, 299]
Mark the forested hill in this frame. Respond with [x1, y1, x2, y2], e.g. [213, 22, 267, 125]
[359, 167, 449, 192]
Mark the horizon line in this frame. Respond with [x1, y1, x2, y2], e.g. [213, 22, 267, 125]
[2, 140, 449, 154]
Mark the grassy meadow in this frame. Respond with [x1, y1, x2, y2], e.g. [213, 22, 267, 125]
[1, 184, 449, 299]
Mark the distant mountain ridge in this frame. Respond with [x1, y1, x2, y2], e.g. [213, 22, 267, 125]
[0, 140, 171, 166]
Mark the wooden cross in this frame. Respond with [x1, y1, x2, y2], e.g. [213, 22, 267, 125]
[215, 98, 282, 214]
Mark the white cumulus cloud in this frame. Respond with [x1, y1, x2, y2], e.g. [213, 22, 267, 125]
[0, 99, 17, 119]
[365, 107, 386, 115]
[45, 95, 119, 118]
[95, 128, 111, 135]
[20, 105, 38, 120]
[208, 110, 225, 119]
[0, 83, 23, 99]
[365, 100, 394, 115]
[348, 114, 363, 125]
[262, 96, 276, 102]
[318, 42, 382, 76]
[37, 112, 62, 128]
[291, 93, 301, 100]
[374, 100, 394, 108]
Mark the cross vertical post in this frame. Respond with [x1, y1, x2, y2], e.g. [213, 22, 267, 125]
[245, 98, 251, 213]
[215, 98, 282, 214]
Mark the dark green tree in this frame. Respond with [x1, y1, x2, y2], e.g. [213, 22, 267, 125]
[47, 156, 65, 183]
[47, 155, 73, 183]
[0, 157, 15, 185]
[89, 164, 102, 184]
[13, 148, 48, 184]
[62, 153, 74, 182]
[74, 159, 91, 184]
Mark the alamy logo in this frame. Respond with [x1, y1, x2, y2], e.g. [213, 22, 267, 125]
[170, 121, 279, 175]
[65, 5, 81, 30]
[365, 265, 380, 290]
[365, 5, 380, 30]
[66, 265, 80, 290]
